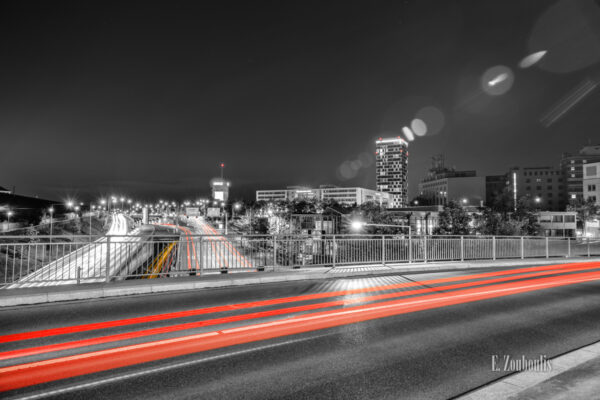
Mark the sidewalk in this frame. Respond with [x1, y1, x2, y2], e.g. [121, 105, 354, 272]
[1, 257, 599, 307]
[458, 341, 600, 400]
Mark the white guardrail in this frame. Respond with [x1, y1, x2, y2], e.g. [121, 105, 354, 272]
[1, 234, 599, 288]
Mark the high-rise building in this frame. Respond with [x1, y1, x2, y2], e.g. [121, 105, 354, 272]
[560, 144, 600, 206]
[375, 137, 408, 208]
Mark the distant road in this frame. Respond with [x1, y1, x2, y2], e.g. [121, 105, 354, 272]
[2, 261, 600, 398]
[186, 217, 253, 271]
[12, 214, 141, 287]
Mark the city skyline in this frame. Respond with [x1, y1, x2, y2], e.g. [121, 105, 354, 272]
[3, 1, 600, 202]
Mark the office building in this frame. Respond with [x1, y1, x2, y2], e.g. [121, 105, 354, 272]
[509, 166, 565, 211]
[418, 155, 485, 206]
[255, 185, 391, 207]
[583, 161, 600, 206]
[560, 144, 600, 205]
[376, 137, 408, 208]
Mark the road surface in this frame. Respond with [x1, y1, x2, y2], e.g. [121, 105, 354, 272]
[1, 261, 600, 399]
[185, 217, 254, 271]
[12, 214, 145, 287]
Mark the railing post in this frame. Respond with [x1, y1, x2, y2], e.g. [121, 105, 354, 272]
[408, 234, 412, 264]
[198, 237, 203, 273]
[382, 236, 386, 266]
[567, 237, 571, 258]
[460, 236, 464, 262]
[521, 236, 525, 259]
[332, 235, 336, 267]
[492, 236, 496, 260]
[105, 236, 111, 283]
[77, 266, 81, 285]
[545, 237, 549, 259]
[273, 235, 277, 267]
[423, 236, 428, 263]
[588, 237, 591, 257]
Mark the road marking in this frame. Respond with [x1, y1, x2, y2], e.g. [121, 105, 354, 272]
[2, 270, 600, 392]
[2, 261, 599, 344]
[8, 332, 334, 400]
[4, 263, 600, 361]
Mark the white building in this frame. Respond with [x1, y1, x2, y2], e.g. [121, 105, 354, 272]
[583, 161, 600, 206]
[537, 211, 577, 237]
[256, 185, 391, 207]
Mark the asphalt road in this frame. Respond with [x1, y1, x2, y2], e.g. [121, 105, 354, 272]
[2, 261, 600, 399]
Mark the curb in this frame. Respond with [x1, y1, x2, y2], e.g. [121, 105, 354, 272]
[456, 340, 600, 399]
[1, 257, 599, 307]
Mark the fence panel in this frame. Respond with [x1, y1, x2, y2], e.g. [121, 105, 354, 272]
[463, 237, 493, 260]
[495, 237, 521, 259]
[1, 233, 593, 288]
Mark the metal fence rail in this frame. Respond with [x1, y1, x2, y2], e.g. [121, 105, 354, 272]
[1, 234, 599, 288]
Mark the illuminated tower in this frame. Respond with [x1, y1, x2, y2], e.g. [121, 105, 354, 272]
[375, 137, 409, 208]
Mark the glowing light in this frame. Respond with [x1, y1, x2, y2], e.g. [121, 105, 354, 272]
[402, 126, 415, 142]
[519, 50, 547, 68]
[488, 73, 508, 87]
[410, 118, 427, 136]
[415, 106, 445, 137]
[481, 65, 514, 96]
[351, 221, 365, 231]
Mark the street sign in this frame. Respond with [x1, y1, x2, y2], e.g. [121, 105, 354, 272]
[207, 207, 221, 218]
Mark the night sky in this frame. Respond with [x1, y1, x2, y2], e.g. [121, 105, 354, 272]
[2, 0, 600, 203]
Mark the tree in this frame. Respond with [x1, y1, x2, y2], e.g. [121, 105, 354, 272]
[512, 198, 541, 236]
[434, 201, 471, 235]
[568, 197, 599, 224]
[474, 199, 541, 236]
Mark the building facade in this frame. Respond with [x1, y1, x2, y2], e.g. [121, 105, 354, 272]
[560, 145, 600, 205]
[583, 161, 600, 206]
[375, 137, 408, 208]
[537, 211, 577, 237]
[255, 185, 391, 207]
[418, 155, 485, 206]
[510, 166, 565, 211]
[210, 178, 230, 202]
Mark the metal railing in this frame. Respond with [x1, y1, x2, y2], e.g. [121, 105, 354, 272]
[1, 234, 599, 288]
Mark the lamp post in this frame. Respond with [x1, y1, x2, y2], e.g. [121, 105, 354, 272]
[6, 211, 13, 231]
[233, 203, 241, 220]
[48, 207, 54, 240]
[89, 205, 96, 240]
[221, 202, 227, 235]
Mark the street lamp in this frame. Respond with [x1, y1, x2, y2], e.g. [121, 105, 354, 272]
[350, 220, 412, 237]
[48, 207, 54, 239]
[6, 210, 13, 230]
[89, 204, 96, 239]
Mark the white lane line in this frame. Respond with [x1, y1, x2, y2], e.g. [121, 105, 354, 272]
[9, 332, 335, 400]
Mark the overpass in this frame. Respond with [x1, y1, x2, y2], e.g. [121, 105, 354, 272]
[1, 221, 600, 287]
